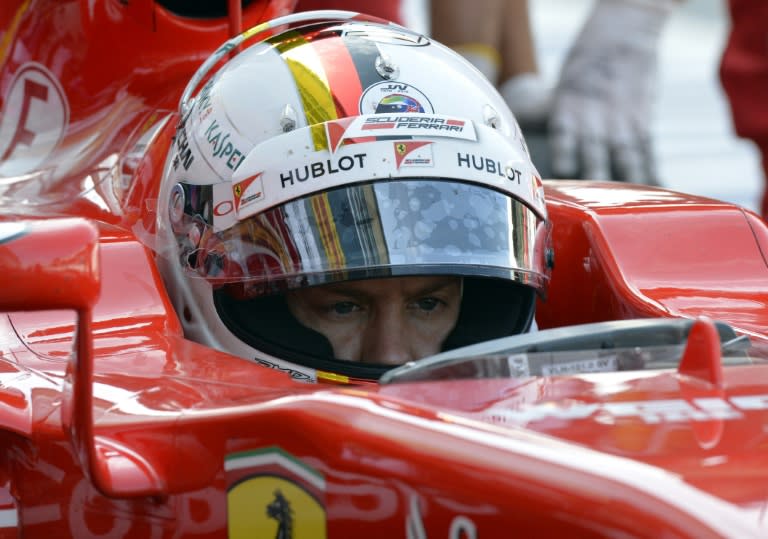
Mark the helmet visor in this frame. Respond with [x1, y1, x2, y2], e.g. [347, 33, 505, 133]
[171, 178, 548, 298]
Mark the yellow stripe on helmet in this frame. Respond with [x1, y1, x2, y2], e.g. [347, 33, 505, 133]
[274, 31, 337, 151]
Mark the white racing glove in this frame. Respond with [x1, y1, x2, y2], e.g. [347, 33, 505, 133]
[549, 0, 680, 183]
[499, 72, 552, 129]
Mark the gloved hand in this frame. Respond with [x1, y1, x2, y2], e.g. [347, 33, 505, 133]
[548, 0, 680, 184]
[499, 72, 552, 129]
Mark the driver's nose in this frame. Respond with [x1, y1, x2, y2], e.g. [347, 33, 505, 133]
[360, 306, 413, 366]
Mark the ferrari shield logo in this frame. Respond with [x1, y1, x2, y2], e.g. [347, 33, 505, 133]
[232, 173, 265, 214]
[393, 140, 433, 169]
[226, 447, 326, 538]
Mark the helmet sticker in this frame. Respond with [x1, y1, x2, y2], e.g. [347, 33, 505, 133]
[255, 358, 313, 382]
[359, 81, 434, 115]
[457, 152, 523, 184]
[196, 79, 215, 120]
[338, 113, 477, 142]
[377, 93, 422, 113]
[394, 141, 433, 169]
[204, 119, 247, 172]
[325, 117, 359, 153]
[278, 153, 368, 189]
[172, 123, 195, 172]
[233, 173, 265, 213]
[180, 88, 252, 181]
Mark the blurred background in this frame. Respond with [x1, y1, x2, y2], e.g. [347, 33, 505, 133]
[402, 0, 762, 212]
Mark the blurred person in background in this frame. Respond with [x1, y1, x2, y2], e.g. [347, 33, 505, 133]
[293, 0, 685, 186]
[719, 0, 768, 221]
[430, 0, 683, 185]
[293, 0, 404, 24]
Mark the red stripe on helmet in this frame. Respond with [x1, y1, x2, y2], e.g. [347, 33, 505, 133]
[311, 35, 364, 118]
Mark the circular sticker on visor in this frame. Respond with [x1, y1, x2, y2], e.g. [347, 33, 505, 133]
[359, 81, 434, 115]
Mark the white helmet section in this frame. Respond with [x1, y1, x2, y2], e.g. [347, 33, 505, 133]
[169, 41, 306, 187]
[170, 29, 534, 189]
[225, 115, 544, 231]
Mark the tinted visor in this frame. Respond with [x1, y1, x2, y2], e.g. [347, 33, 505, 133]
[173, 178, 548, 298]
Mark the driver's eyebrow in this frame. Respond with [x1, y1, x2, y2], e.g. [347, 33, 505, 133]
[312, 285, 366, 299]
[409, 277, 463, 297]
[321, 277, 463, 298]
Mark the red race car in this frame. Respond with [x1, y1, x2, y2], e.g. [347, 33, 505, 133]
[1, 1, 768, 538]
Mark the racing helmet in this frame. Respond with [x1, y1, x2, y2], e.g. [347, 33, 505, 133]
[154, 11, 552, 383]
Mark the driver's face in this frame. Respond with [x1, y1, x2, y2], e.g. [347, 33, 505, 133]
[285, 276, 462, 365]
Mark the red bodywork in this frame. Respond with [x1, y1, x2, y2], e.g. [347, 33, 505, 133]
[1, 2, 768, 537]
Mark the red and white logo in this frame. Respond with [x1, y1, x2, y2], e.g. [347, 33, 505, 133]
[394, 141, 433, 168]
[233, 173, 265, 214]
[0, 62, 68, 176]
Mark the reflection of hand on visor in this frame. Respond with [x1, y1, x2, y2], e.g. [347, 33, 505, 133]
[169, 182, 239, 281]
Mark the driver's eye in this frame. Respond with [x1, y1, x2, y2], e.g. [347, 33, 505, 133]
[331, 301, 359, 315]
[415, 297, 441, 312]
